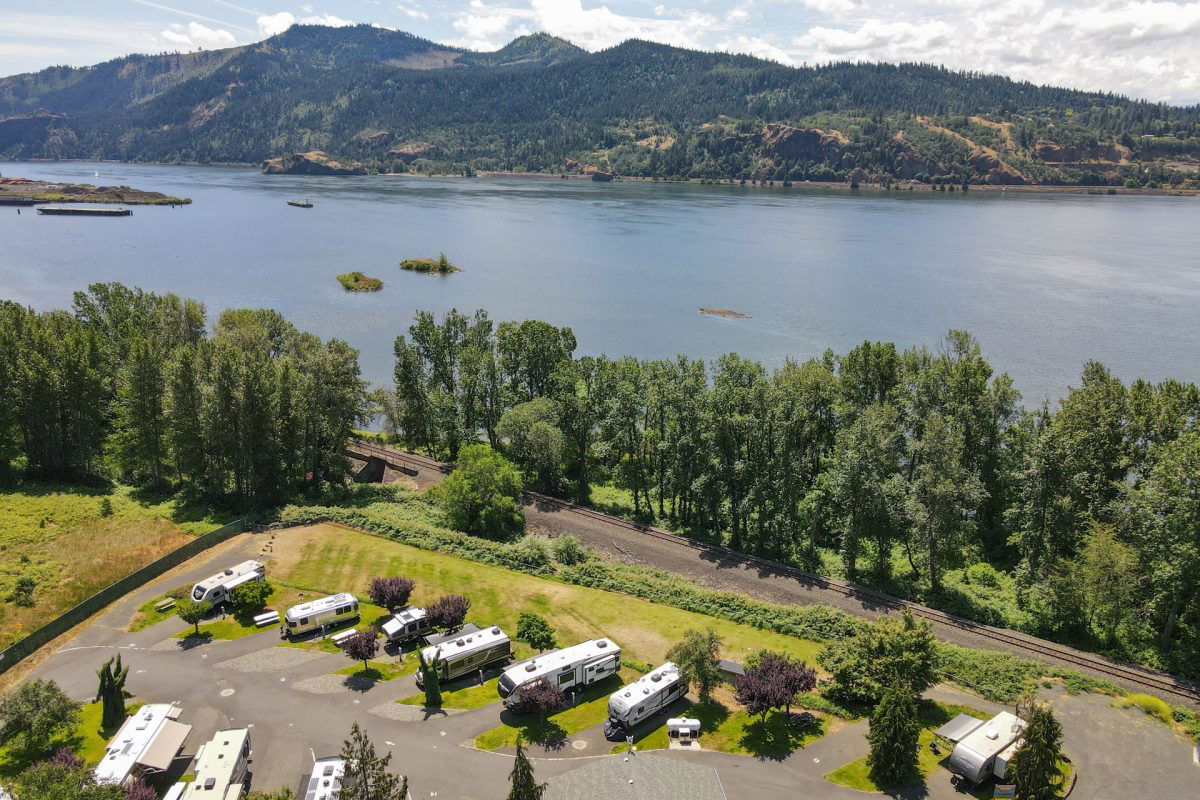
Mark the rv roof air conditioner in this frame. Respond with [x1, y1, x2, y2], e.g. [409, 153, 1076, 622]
[491, 627, 501, 634]
[596, 641, 608, 648]
[525, 663, 538, 672]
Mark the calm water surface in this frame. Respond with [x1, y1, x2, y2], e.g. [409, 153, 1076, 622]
[2, 160, 1198, 403]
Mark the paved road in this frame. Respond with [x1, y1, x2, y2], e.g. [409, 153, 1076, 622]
[359, 444, 1197, 703]
[22, 529, 1198, 799]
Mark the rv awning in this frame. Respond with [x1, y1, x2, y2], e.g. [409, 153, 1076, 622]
[223, 571, 261, 590]
[137, 720, 192, 772]
[933, 713, 984, 744]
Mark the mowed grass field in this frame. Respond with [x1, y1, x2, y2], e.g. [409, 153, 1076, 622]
[269, 523, 824, 669]
[0, 482, 233, 648]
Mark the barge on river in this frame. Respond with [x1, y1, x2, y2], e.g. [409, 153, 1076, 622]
[37, 205, 132, 216]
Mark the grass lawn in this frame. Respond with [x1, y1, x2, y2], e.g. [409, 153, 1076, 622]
[825, 701, 990, 792]
[333, 658, 415, 681]
[398, 676, 502, 711]
[474, 669, 637, 751]
[0, 482, 235, 648]
[269, 524, 823, 670]
[608, 723, 670, 754]
[684, 691, 829, 758]
[0, 701, 142, 779]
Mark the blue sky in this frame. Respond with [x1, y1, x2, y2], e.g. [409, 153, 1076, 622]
[2, 0, 1199, 103]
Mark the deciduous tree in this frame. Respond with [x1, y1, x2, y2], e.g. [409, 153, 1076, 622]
[516, 612, 557, 652]
[666, 629, 723, 703]
[367, 576, 415, 612]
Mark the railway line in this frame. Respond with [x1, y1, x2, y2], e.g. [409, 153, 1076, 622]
[346, 439, 1200, 706]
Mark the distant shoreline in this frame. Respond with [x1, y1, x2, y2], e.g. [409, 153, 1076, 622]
[4, 158, 1196, 196]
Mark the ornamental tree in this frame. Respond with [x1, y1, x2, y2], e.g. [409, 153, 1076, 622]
[340, 631, 380, 673]
[367, 576, 415, 612]
[866, 683, 920, 788]
[427, 594, 471, 631]
[96, 654, 130, 730]
[513, 680, 565, 719]
[176, 598, 211, 635]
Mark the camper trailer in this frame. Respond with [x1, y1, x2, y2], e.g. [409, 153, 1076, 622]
[281, 593, 359, 638]
[94, 704, 191, 786]
[302, 757, 345, 800]
[180, 728, 251, 800]
[498, 638, 621, 707]
[415, 625, 511, 686]
[947, 712, 1027, 785]
[381, 605, 431, 643]
[190, 561, 265, 606]
[603, 662, 686, 739]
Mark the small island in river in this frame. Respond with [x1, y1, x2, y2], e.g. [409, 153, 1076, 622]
[400, 254, 460, 273]
[262, 150, 366, 175]
[700, 307, 750, 319]
[337, 271, 383, 291]
[0, 176, 190, 205]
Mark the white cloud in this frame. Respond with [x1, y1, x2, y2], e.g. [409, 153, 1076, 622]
[256, 11, 355, 37]
[801, 0, 867, 19]
[716, 34, 794, 63]
[798, 19, 952, 57]
[160, 21, 237, 50]
[725, 3, 752, 24]
[398, 3, 431, 20]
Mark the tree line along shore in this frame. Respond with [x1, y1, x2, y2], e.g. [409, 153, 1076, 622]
[0, 289, 1197, 684]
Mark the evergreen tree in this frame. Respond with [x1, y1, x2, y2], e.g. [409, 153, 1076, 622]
[866, 683, 920, 788]
[506, 737, 546, 800]
[1010, 704, 1064, 800]
[110, 337, 167, 486]
[339, 722, 407, 800]
[95, 654, 129, 730]
[420, 648, 442, 708]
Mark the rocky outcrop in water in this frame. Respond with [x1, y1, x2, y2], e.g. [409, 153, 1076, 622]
[261, 150, 366, 175]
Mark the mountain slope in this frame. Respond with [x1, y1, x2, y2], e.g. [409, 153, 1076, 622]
[1, 25, 1198, 187]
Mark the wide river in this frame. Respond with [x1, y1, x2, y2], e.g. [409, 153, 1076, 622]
[2, 160, 1198, 402]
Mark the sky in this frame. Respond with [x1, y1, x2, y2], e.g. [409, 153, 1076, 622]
[1, 0, 1199, 104]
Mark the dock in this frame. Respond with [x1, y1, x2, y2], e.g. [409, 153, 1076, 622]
[0, 196, 38, 206]
[37, 205, 132, 216]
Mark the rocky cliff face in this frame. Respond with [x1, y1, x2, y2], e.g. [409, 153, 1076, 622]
[758, 124, 845, 162]
[889, 133, 944, 178]
[1034, 141, 1126, 163]
[968, 148, 1026, 184]
[260, 150, 366, 175]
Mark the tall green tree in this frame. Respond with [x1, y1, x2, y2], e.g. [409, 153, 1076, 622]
[420, 648, 442, 708]
[339, 722, 408, 800]
[95, 654, 129, 730]
[0, 679, 81, 754]
[506, 736, 546, 800]
[819, 612, 937, 704]
[497, 398, 565, 492]
[666, 628, 723, 703]
[433, 444, 525, 539]
[1010, 704, 1064, 800]
[866, 683, 920, 787]
[110, 337, 167, 486]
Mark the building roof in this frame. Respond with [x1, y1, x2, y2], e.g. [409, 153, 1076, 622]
[285, 593, 357, 622]
[501, 638, 618, 686]
[180, 728, 249, 800]
[94, 704, 191, 784]
[544, 754, 727, 800]
[420, 625, 508, 663]
[934, 713, 985, 744]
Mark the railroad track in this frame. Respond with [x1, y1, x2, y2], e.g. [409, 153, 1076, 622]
[348, 440, 1200, 705]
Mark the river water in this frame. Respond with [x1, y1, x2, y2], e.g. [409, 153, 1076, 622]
[2, 160, 1198, 402]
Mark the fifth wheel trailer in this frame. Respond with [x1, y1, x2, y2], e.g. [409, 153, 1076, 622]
[604, 662, 686, 739]
[190, 560, 265, 606]
[415, 625, 511, 686]
[498, 638, 621, 707]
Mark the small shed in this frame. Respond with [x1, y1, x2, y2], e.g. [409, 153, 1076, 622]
[717, 659, 744, 682]
[934, 713, 985, 745]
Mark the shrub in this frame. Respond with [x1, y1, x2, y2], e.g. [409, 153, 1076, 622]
[963, 562, 1002, 588]
[550, 534, 590, 565]
[166, 584, 191, 600]
[9, 576, 37, 607]
[511, 680, 565, 717]
[427, 594, 470, 631]
[505, 535, 553, 571]
[1117, 693, 1173, 725]
[231, 580, 273, 615]
[516, 611, 557, 652]
[367, 576, 415, 611]
[99, 498, 114, 517]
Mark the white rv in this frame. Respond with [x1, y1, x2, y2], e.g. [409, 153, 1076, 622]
[190, 561, 265, 606]
[497, 638, 621, 707]
[603, 662, 686, 739]
[302, 757, 345, 800]
[281, 593, 360, 638]
[94, 704, 192, 786]
[381, 605, 431, 643]
[180, 728, 251, 800]
[415, 625, 511, 686]
[948, 712, 1027, 785]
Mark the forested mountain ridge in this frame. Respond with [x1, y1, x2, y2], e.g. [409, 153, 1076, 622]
[2, 24, 1198, 186]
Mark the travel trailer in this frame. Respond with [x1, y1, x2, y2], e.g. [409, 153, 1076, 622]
[947, 712, 1028, 785]
[94, 704, 192, 786]
[415, 625, 511, 686]
[498, 638, 621, 707]
[281, 593, 359, 638]
[190, 561, 265, 606]
[381, 605, 431, 643]
[604, 662, 686, 739]
[302, 757, 345, 800]
[180, 728, 251, 800]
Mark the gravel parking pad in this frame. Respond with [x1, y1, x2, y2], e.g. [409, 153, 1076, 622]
[369, 701, 462, 722]
[215, 646, 328, 673]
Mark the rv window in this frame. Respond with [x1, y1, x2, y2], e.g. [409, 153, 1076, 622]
[336, 605, 349, 615]
[300, 617, 309, 625]
[352, 602, 359, 611]
[558, 672, 573, 686]
[637, 706, 645, 715]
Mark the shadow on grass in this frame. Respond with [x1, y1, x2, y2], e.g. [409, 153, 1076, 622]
[495, 708, 569, 750]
